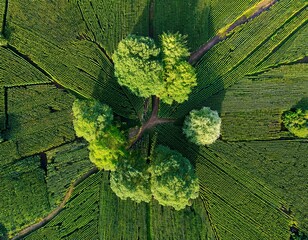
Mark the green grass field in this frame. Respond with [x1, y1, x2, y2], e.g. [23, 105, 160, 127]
[0, 0, 307, 239]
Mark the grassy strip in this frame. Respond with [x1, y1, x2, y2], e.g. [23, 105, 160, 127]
[14, 167, 98, 240]
[0, 156, 50, 237]
[0, 87, 4, 131]
[99, 172, 148, 240]
[7, 0, 143, 119]
[208, 0, 260, 38]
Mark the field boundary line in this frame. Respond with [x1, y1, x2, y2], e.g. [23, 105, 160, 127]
[189, 0, 278, 64]
[10, 167, 99, 240]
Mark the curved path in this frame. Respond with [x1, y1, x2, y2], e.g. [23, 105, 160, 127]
[11, 167, 98, 240]
[189, 0, 278, 64]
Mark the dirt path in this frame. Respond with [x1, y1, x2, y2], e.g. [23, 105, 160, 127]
[189, 0, 278, 64]
[10, 167, 99, 240]
[128, 96, 174, 148]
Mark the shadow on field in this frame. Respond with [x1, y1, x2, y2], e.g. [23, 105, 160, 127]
[0, 223, 8, 240]
[293, 97, 308, 110]
[3, 114, 21, 141]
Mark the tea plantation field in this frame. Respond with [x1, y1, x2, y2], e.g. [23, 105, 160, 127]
[0, 0, 307, 239]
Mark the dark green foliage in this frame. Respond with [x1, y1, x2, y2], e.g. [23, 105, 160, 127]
[150, 145, 199, 210]
[153, 0, 210, 50]
[0, 156, 50, 235]
[282, 108, 308, 138]
[110, 152, 151, 203]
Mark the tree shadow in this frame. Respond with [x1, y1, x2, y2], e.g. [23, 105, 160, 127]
[0, 223, 8, 240]
[292, 97, 308, 110]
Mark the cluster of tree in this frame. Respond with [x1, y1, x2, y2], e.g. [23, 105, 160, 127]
[110, 145, 199, 210]
[112, 33, 197, 105]
[72, 99, 126, 171]
[282, 108, 308, 138]
[72, 99, 199, 210]
[72, 33, 223, 210]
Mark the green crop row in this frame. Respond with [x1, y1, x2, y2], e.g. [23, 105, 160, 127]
[153, 0, 210, 50]
[45, 141, 95, 209]
[160, 0, 307, 118]
[156, 124, 292, 240]
[5, 85, 76, 157]
[77, 0, 149, 56]
[208, 0, 259, 38]
[25, 172, 102, 240]
[222, 140, 308, 233]
[0, 0, 5, 34]
[0, 87, 4, 131]
[7, 0, 143, 119]
[0, 47, 51, 87]
[0, 156, 50, 236]
[0, 140, 20, 167]
[218, 64, 308, 140]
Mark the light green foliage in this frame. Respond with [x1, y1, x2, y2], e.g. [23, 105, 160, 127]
[72, 99, 113, 142]
[150, 145, 199, 210]
[282, 108, 308, 138]
[159, 61, 197, 104]
[72, 99, 127, 171]
[113, 33, 197, 105]
[88, 125, 127, 171]
[110, 152, 152, 203]
[0, 34, 7, 46]
[160, 32, 190, 65]
[113, 35, 164, 98]
[183, 107, 221, 145]
[159, 33, 197, 104]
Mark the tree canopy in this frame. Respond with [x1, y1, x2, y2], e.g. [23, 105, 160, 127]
[112, 35, 164, 98]
[282, 108, 308, 138]
[150, 145, 199, 210]
[113, 33, 197, 105]
[183, 107, 221, 145]
[110, 151, 152, 203]
[72, 99, 113, 142]
[72, 99, 127, 171]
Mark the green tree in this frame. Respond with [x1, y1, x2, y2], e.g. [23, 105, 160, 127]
[112, 35, 164, 98]
[282, 108, 308, 138]
[159, 33, 197, 104]
[72, 99, 113, 142]
[110, 151, 152, 203]
[72, 99, 127, 171]
[88, 125, 127, 171]
[150, 145, 199, 210]
[113, 33, 197, 105]
[183, 107, 221, 145]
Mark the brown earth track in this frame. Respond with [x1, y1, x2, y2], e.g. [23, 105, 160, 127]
[10, 167, 99, 240]
[189, 0, 278, 64]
